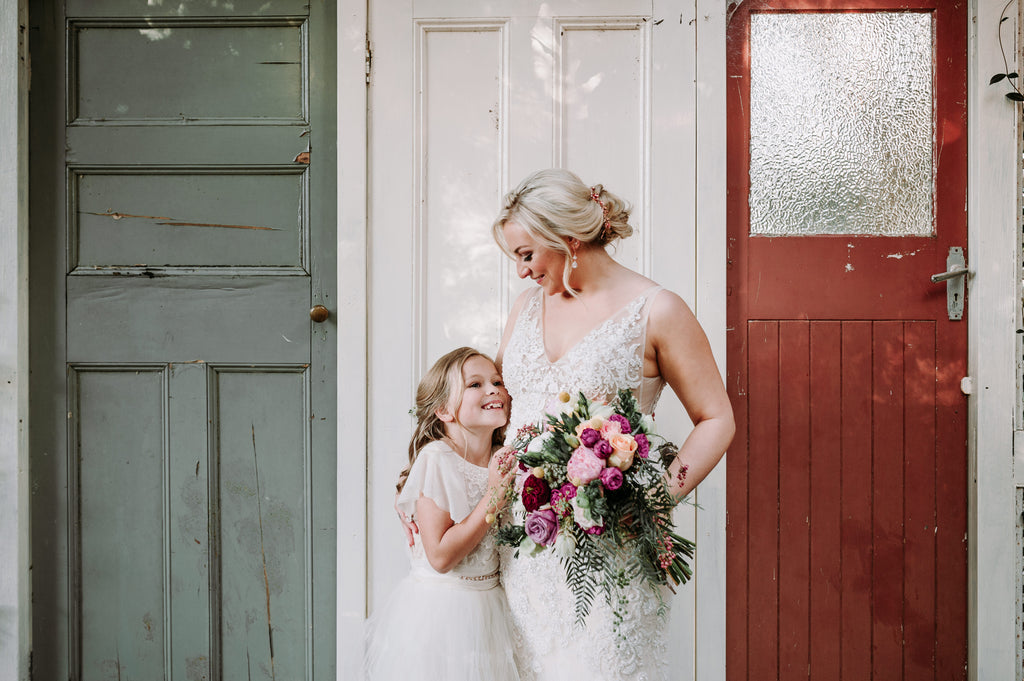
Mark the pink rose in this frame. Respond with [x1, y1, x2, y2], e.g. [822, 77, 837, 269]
[607, 433, 638, 471]
[525, 508, 559, 546]
[600, 419, 622, 438]
[599, 466, 623, 491]
[574, 418, 604, 437]
[566, 446, 605, 485]
[634, 432, 650, 458]
[607, 414, 633, 434]
[579, 428, 601, 448]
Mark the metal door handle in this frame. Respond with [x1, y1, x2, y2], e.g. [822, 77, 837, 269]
[930, 264, 968, 283]
[310, 305, 329, 323]
[931, 247, 966, 321]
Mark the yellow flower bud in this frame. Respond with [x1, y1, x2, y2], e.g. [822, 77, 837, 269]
[485, 513, 496, 524]
[532, 466, 545, 478]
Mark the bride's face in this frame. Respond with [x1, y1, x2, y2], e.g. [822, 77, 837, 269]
[502, 220, 567, 296]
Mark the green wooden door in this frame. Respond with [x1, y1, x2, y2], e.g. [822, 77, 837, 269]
[29, 2, 336, 679]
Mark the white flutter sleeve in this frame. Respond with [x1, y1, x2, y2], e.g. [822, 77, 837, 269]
[396, 441, 474, 523]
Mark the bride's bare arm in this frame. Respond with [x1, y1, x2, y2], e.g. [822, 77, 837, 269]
[647, 291, 735, 501]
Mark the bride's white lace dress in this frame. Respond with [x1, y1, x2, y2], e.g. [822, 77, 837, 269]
[499, 285, 670, 681]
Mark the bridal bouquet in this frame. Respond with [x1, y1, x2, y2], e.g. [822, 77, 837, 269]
[495, 389, 695, 624]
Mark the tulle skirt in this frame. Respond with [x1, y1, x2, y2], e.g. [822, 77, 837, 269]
[364, 573, 521, 681]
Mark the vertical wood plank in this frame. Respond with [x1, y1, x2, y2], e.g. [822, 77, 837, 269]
[936, 317, 968, 681]
[841, 321, 873, 680]
[748, 321, 780, 680]
[809, 322, 842, 679]
[872, 321, 905, 679]
[902, 322, 937, 679]
[167, 362, 211, 681]
[778, 321, 810, 681]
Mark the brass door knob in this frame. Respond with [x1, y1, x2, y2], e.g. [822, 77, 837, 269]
[310, 305, 329, 323]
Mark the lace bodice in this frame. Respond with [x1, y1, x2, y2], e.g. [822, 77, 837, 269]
[397, 441, 498, 580]
[502, 286, 666, 435]
[498, 285, 671, 681]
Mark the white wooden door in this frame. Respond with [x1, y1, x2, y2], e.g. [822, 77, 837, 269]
[366, 0, 722, 676]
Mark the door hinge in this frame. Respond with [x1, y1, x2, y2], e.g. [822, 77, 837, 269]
[365, 38, 372, 85]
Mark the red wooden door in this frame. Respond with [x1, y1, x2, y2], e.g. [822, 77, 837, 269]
[726, 2, 967, 680]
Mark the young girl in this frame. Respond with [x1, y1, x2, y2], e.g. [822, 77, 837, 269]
[364, 347, 520, 681]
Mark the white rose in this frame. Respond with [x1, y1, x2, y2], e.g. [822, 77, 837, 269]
[554, 531, 577, 559]
[589, 403, 614, 420]
[640, 414, 656, 432]
[570, 496, 602, 530]
[526, 430, 553, 453]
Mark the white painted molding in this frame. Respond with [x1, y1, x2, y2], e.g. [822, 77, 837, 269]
[337, 0, 369, 677]
[695, 2, 728, 680]
[967, 1, 1021, 680]
[0, 2, 30, 681]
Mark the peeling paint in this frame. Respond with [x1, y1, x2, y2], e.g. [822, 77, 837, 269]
[251, 425, 277, 681]
[153, 220, 277, 231]
[85, 210, 277, 231]
[293, 151, 310, 164]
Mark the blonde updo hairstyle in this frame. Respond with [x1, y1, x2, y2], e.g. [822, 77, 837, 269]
[396, 346, 506, 493]
[492, 169, 633, 296]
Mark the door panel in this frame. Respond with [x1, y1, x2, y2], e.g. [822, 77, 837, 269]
[30, 2, 336, 679]
[726, 2, 967, 679]
[369, 0, 703, 674]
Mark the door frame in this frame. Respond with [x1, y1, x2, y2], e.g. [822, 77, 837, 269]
[0, 1, 1019, 680]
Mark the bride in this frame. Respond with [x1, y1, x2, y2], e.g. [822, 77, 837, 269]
[491, 169, 734, 681]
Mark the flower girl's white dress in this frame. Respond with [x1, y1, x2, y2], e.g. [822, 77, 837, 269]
[499, 286, 671, 681]
[364, 440, 520, 681]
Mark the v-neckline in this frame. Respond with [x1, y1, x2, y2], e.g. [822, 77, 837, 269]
[538, 287, 654, 365]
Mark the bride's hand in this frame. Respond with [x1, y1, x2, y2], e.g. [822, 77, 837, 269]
[394, 493, 418, 547]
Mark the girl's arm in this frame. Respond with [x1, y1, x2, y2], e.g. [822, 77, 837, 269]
[647, 291, 735, 501]
[416, 448, 515, 573]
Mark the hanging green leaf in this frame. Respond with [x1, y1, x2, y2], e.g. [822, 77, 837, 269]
[1006, 92, 1024, 102]
[991, 73, 1007, 84]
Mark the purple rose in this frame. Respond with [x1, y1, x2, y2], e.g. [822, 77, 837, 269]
[599, 466, 623, 491]
[522, 475, 551, 512]
[585, 524, 605, 536]
[635, 432, 650, 458]
[525, 508, 559, 546]
[608, 414, 632, 434]
[579, 428, 601, 447]
[593, 439, 613, 459]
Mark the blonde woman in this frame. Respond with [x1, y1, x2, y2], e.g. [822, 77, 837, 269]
[492, 169, 734, 680]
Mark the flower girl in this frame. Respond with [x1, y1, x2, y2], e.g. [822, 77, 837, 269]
[364, 347, 520, 681]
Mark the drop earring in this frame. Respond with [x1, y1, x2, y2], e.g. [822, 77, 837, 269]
[571, 252, 578, 269]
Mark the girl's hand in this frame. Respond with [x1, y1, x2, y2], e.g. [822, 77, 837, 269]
[486, 446, 517, 513]
[394, 492, 419, 547]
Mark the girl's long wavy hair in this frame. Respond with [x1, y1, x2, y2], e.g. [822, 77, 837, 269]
[396, 347, 507, 493]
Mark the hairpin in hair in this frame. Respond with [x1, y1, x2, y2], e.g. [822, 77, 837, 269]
[590, 186, 612, 239]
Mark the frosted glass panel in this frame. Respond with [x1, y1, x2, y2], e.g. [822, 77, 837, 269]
[749, 12, 933, 236]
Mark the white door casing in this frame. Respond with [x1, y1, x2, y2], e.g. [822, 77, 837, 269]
[365, 1, 727, 677]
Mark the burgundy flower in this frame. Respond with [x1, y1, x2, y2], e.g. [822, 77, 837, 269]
[607, 414, 632, 434]
[525, 509, 559, 546]
[593, 439, 613, 459]
[579, 428, 601, 448]
[585, 525, 605, 535]
[599, 466, 623, 491]
[634, 432, 650, 458]
[522, 474, 551, 512]
[559, 483, 577, 499]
